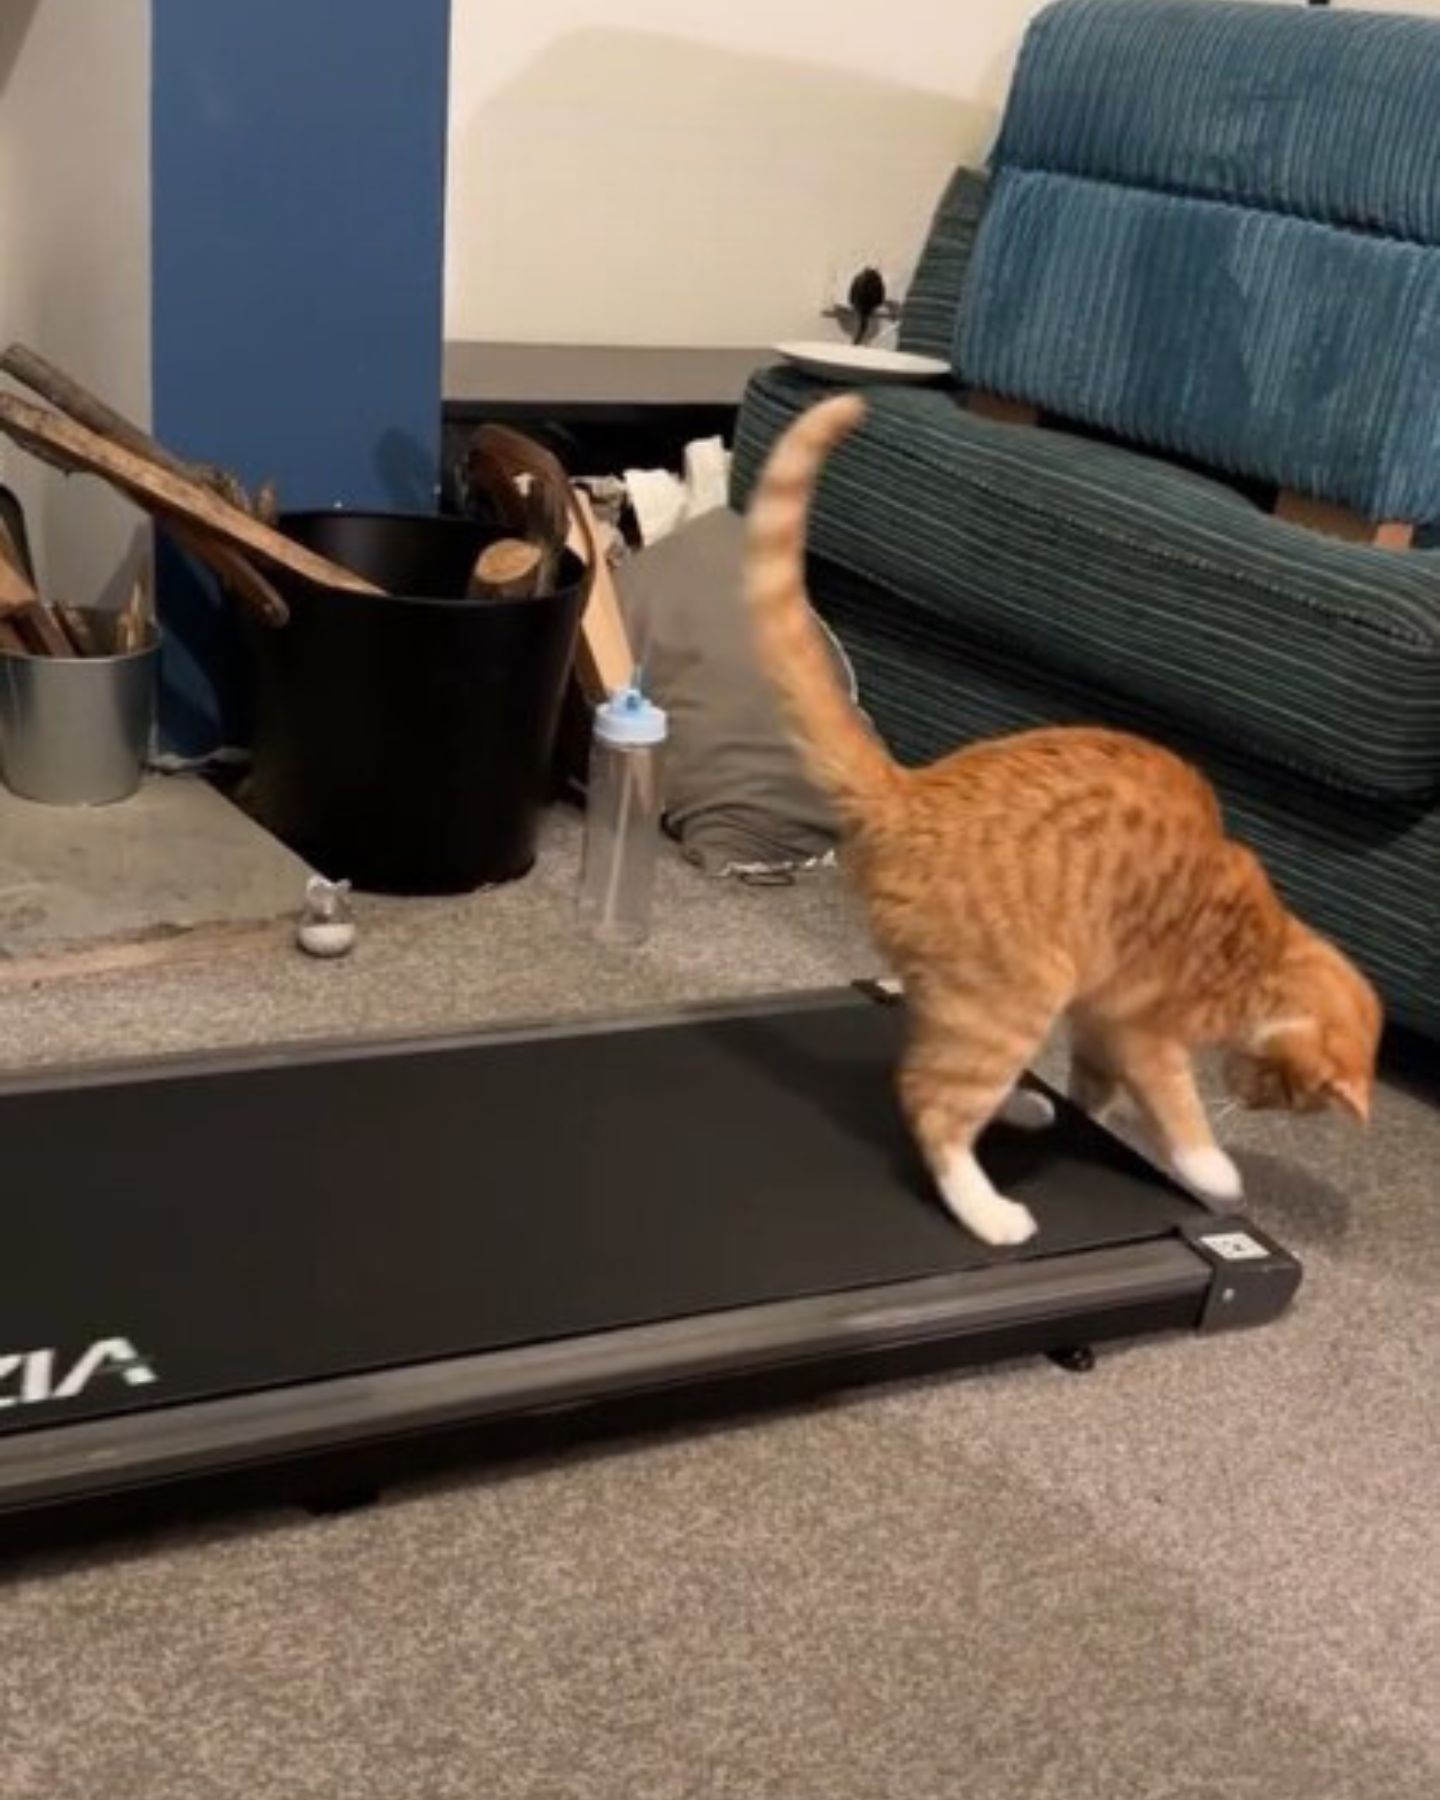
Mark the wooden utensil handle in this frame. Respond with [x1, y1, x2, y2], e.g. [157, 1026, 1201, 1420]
[57, 604, 100, 656]
[16, 601, 77, 657]
[468, 538, 542, 600]
[165, 518, 290, 628]
[0, 518, 39, 610]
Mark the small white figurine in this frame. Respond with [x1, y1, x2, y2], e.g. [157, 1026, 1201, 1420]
[297, 875, 357, 958]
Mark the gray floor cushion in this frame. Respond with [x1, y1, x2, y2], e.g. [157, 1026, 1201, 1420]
[617, 508, 846, 877]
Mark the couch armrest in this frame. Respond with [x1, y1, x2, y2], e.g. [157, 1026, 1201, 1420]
[896, 168, 988, 364]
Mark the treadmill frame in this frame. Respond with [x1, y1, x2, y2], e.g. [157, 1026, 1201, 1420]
[0, 988, 1299, 1546]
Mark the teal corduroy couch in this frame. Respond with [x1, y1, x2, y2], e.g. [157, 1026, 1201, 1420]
[733, 0, 1440, 1039]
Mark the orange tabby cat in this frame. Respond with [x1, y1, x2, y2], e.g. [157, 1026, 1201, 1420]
[744, 395, 1382, 1246]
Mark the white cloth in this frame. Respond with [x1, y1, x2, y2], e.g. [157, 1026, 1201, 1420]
[624, 437, 734, 546]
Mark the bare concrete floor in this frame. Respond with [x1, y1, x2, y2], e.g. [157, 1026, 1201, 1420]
[0, 775, 310, 963]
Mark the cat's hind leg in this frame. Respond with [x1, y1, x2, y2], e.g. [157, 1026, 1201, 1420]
[900, 990, 1063, 1246]
[875, 975, 1055, 1131]
[934, 1151, 1037, 1246]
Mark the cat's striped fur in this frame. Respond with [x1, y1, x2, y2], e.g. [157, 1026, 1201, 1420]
[744, 395, 1381, 1245]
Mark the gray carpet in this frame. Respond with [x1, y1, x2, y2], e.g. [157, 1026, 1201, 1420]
[2, 812, 1437, 1800]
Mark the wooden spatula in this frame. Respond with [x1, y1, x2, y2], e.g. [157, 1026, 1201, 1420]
[567, 488, 633, 703]
[0, 395, 384, 600]
[1, 344, 264, 518]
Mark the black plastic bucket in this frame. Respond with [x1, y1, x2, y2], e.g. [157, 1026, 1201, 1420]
[248, 512, 586, 894]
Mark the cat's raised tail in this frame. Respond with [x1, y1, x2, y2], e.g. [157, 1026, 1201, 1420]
[744, 395, 901, 820]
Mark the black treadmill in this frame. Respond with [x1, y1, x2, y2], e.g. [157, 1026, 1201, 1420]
[0, 985, 1299, 1545]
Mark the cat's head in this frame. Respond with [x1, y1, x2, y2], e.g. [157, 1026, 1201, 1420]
[1224, 924, 1382, 1121]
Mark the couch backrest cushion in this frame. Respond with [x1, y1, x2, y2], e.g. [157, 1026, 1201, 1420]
[993, 0, 1440, 242]
[955, 0, 1440, 521]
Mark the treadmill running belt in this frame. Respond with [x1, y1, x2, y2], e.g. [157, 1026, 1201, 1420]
[2, 989, 1201, 1437]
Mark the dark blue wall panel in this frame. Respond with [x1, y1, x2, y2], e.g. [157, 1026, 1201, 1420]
[152, 0, 451, 752]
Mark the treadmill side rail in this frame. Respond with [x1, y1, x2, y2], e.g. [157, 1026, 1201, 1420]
[0, 1239, 1209, 1532]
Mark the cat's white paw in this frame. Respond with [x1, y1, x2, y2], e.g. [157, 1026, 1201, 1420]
[973, 1194, 1041, 1247]
[997, 1087, 1057, 1132]
[938, 1151, 1040, 1246]
[1171, 1144, 1244, 1204]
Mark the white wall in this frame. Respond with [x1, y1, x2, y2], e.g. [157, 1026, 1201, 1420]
[0, 0, 152, 606]
[445, 0, 1440, 351]
[445, 0, 1045, 347]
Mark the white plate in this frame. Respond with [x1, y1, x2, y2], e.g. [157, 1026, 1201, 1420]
[772, 341, 951, 386]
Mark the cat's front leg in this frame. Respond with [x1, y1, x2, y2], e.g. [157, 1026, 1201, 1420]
[1067, 1016, 1124, 1122]
[1068, 1054, 1121, 1120]
[1170, 1143, 1244, 1203]
[1108, 1029, 1243, 1204]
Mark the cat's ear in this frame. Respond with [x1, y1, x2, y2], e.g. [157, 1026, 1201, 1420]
[1324, 1075, 1371, 1125]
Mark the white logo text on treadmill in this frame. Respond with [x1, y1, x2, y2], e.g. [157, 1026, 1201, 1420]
[0, 1338, 158, 1409]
